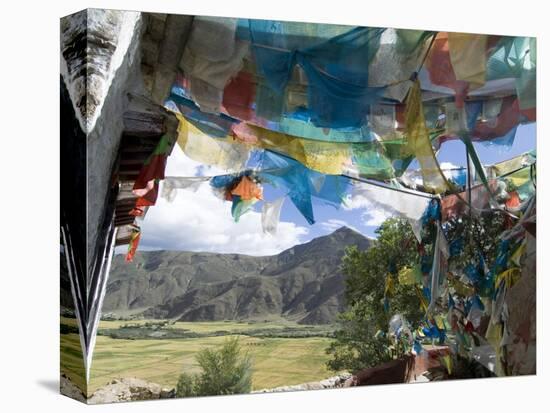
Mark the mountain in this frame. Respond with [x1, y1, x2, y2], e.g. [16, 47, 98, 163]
[103, 227, 372, 324]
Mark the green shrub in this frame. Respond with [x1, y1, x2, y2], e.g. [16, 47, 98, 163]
[176, 337, 253, 397]
[175, 372, 197, 398]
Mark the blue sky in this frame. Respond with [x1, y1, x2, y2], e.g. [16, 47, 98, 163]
[438, 123, 536, 169]
[134, 123, 535, 256]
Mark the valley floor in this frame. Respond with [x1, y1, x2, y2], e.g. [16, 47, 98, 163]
[60, 318, 335, 395]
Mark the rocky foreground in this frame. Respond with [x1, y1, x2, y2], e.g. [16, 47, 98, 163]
[61, 349, 447, 403]
[60, 374, 86, 403]
[253, 374, 353, 393]
[61, 373, 354, 404]
[88, 378, 175, 404]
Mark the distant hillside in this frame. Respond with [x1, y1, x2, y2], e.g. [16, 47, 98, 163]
[103, 227, 372, 324]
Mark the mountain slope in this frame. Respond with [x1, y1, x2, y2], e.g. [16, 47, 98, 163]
[103, 227, 372, 324]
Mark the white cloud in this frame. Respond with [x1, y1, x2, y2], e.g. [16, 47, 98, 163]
[401, 161, 462, 188]
[440, 162, 459, 170]
[320, 219, 361, 234]
[137, 146, 309, 256]
[342, 194, 394, 228]
[140, 184, 308, 256]
[440, 161, 461, 180]
[361, 208, 393, 226]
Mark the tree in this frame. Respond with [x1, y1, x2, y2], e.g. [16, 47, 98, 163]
[443, 211, 506, 273]
[326, 217, 423, 373]
[327, 209, 509, 374]
[176, 337, 253, 397]
[326, 305, 393, 372]
[345, 218, 424, 330]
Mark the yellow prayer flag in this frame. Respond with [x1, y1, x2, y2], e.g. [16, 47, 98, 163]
[405, 80, 450, 194]
[234, 123, 351, 175]
[415, 285, 430, 313]
[449, 277, 475, 297]
[440, 354, 453, 375]
[176, 117, 251, 172]
[506, 168, 532, 188]
[510, 241, 527, 267]
[495, 268, 521, 289]
[434, 315, 446, 330]
[448, 33, 488, 89]
[398, 266, 417, 285]
[385, 274, 396, 297]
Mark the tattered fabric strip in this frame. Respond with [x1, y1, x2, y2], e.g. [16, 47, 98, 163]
[257, 151, 349, 224]
[441, 180, 499, 221]
[125, 229, 141, 263]
[369, 29, 432, 102]
[426, 32, 470, 107]
[133, 135, 173, 190]
[261, 197, 285, 235]
[428, 225, 450, 313]
[246, 21, 385, 128]
[161, 176, 212, 202]
[447, 33, 488, 90]
[232, 122, 351, 175]
[405, 80, 450, 193]
[349, 180, 432, 240]
[176, 116, 251, 172]
[486, 36, 536, 111]
[180, 17, 250, 113]
[176, 75, 379, 143]
[489, 151, 536, 177]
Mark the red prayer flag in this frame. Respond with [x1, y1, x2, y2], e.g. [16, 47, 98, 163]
[426, 33, 469, 108]
[222, 71, 256, 121]
[133, 136, 171, 190]
[125, 231, 141, 262]
[135, 180, 159, 207]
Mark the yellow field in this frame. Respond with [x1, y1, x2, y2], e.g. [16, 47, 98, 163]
[60, 319, 334, 395]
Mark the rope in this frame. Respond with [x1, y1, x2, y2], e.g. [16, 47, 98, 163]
[530, 163, 537, 189]
[466, 146, 473, 220]
[416, 32, 438, 74]
[343, 173, 436, 199]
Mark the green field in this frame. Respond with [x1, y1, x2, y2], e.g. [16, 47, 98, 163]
[60, 318, 335, 395]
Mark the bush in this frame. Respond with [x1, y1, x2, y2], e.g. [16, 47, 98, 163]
[176, 337, 253, 397]
[175, 372, 196, 398]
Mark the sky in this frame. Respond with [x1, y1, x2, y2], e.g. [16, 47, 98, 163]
[131, 123, 536, 257]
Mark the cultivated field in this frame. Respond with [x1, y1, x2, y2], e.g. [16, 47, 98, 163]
[60, 318, 335, 395]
